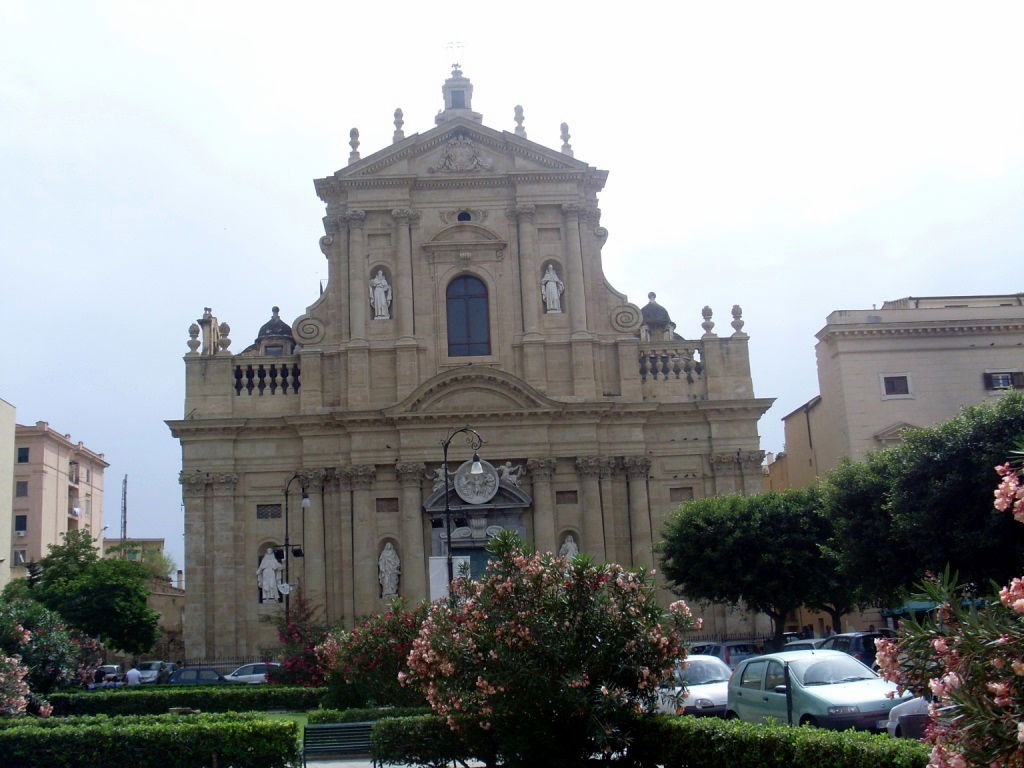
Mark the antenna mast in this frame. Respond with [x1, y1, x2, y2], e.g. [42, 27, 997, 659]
[120, 475, 128, 557]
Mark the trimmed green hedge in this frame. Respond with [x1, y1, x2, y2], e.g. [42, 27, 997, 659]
[0, 715, 299, 768]
[307, 706, 430, 724]
[47, 685, 326, 715]
[370, 713, 930, 768]
[0, 711, 270, 730]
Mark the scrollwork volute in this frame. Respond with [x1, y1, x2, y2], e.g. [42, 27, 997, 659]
[319, 235, 334, 255]
[292, 315, 326, 345]
[610, 303, 642, 333]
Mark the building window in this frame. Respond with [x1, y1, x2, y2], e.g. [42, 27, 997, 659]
[555, 490, 578, 505]
[446, 275, 491, 356]
[17, 447, 28, 463]
[451, 90, 466, 108]
[15, 515, 27, 532]
[256, 504, 282, 520]
[15, 481, 28, 498]
[984, 372, 1024, 391]
[13, 549, 27, 565]
[880, 374, 912, 399]
[457, 211, 472, 222]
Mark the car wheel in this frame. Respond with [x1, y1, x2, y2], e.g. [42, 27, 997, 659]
[726, 711, 739, 720]
[800, 715, 818, 728]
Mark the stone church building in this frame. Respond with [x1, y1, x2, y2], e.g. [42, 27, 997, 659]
[168, 68, 773, 659]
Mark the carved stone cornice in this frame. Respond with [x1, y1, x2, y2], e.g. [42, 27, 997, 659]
[575, 456, 603, 477]
[396, 461, 426, 485]
[344, 209, 366, 228]
[298, 468, 328, 485]
[391, 208, 416, 223]
[598, 457, 619, 477]
[346, 464, 376, 489]
[210, 472, 239, 492]
[514, 203, 535, 222]
[622, 456, 652, 478]
[819, 322, 1024, 341]
[179, 470, 207, 496]
[526, 457, 557, 481]
[710, 451, 764, 467]
[561, 203, 582, 216]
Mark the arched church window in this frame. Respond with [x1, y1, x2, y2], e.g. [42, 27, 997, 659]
[446, 275, 490, 356]
[457, 211, 472, 222]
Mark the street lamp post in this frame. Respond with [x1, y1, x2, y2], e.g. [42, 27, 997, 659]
[440, 426, 485, 586]
[282, 473, 310, 623]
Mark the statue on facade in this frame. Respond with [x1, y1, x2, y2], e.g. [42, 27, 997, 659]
[378, 542, 401, 597]
[497, 461, 524, 487]
[369, 269, 392, 320]
[256, 548, 284, 602]
[559, 535, 579, 559]
[427, 466, 452, 493]
[541, 264, 564, 313]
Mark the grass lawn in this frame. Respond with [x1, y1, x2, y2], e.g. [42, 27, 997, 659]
[264, 711, 308, 748]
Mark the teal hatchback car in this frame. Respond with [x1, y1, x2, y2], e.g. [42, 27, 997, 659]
[726, 650, 912, 731]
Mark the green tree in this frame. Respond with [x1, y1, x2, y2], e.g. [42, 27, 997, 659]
[659, 488, 832, 649]
[33, 531, 159, 655]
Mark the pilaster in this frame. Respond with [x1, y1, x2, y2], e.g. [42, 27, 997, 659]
[297, 468, 328, 619]
[334, 468, 356, 627]
[561, 204, 588, 334]
[623, 456, 654, 569]
[393, 209, 420, 399]
[180, 470, 208, 659]
[347, 464, 377, 619]
[598, 458, 620, 562]
[210, 472, 239, 656]
[396, 461, 427, 602]
[575, 457, 606, 559]
[515, 205, 546, 389]
[526, 458, 557, 554]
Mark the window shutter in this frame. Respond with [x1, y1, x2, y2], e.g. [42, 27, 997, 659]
[983, 373, 994, 390]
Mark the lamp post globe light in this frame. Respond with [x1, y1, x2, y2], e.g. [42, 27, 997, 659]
[282, 473, 310, 623]
[441, 426, 485, 586]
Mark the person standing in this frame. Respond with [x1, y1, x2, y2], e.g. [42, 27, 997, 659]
[124, 663, 141, 686]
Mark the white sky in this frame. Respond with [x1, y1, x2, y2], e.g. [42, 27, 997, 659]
[3, 1, 1022, 572]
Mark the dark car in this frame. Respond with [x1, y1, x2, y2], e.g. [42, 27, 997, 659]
[167, 667, 227, 684]
[817, 632, 889, 668]
[690, 641, 763, 669]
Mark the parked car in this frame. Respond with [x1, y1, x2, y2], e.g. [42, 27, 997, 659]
[726, 650, 912, 731]
[884, 695, 930, 738]
[224, 662, 280, 684]
[783, 638, 827, 652]
[137, 661, 177, 684]
[167, 667, 227, 684]
[96, 664, 121, 680]
[690, 641, 763, 669]
[656, 654, 732, 716]
[817, 632, 889, 668]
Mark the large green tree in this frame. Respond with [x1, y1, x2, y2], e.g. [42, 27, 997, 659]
[31, 530, 159, 655]
[659, 487, 832, 649]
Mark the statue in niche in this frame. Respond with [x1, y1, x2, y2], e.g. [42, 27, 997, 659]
[559, 535, 579, 559]
[378, 542, 401, 597]
[541, 264, 564, 313]
[257, 548, 284, 602]
[369, 269, 392, 320]
[497, 461, 524, 487]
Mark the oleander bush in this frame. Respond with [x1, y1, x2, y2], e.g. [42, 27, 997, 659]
[46, 684, 326, 715]
[0, 714, 299, 768]
[307, 705, 429, 724]
[371, 713, 930, 768]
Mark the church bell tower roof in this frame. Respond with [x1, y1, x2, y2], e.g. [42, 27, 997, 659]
[435, 64, 483, 125]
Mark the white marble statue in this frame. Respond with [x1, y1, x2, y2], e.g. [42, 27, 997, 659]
[559, 535, 579, 559]
[427, 466, 451, 493]
[497, 461, 524, 487]
[378, 542, 401, 597]
[541, 264, 564, 313]
[369, 269, 392, 320]
[257, 548, 284, 602]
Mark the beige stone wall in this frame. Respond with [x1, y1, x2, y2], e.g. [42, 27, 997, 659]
[0, 399, 14, 590]
[170, 78, 773, 658]
[11, 422, 107, 577]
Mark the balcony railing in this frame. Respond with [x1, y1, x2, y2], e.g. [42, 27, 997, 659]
[234, 361, 301, 396]
[639, 344, 703, 383]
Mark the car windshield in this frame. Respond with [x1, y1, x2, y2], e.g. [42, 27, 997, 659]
[791, 656, 878, 686]
[138, 662, 161, 671]
[677, 658, 732, 685]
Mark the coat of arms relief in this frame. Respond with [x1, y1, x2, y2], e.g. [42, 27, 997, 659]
[429, 136, 493, 173]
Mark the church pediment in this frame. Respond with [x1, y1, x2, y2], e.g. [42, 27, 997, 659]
[324, 121, 593, 183]
[386, 368, 563, 417]
[874, 421, 918, 444]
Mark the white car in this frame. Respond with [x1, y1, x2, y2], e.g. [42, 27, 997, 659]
[885, 695, 930, 737]
[223, 662, 279, 684]
[657, 654, 733, 716]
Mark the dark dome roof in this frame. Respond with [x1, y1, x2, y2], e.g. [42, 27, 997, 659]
[256, 306, 294, 341]
[641, 292, 673, 326]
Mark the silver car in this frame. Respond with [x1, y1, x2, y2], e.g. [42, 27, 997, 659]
[657, 654, 732, 716]
[726, 650, 912, 731]
[224, 662, 279, 684]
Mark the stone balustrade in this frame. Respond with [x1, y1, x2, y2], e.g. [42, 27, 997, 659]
[233, 359, 301, 396]
[638, 344, 703, 383]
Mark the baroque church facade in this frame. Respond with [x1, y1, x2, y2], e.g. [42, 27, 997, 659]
[168, 69, 773, 658]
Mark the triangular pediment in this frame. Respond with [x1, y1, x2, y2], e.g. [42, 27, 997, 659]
[386, 368, 563, 417]
[332, 120, 594, 179]
[874, 422, 918, 444]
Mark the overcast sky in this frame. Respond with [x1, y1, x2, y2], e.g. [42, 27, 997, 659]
[3, 1, 1022, 572]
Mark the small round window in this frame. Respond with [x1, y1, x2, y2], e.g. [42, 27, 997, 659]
[457, 211, 472, 222]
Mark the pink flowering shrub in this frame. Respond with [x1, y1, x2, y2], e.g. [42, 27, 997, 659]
[401, 531, 699, 767]
[266, 591, 328, 686]
[316, 598, 428, 708]
[876, 457, 1024, 768]
[0, 655, 30, 717]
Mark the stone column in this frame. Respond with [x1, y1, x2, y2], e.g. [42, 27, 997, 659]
[348, 464, 377, 619]
[180, 471, 208, 659]
[623, 457, 654, 569]
[210, 472, 239, 656]
[516, 205, 546, 389]
[320, 470, 343, 624]
[598, 458, 619, 562]
[526, 458, 557, 554]
[561, 204, 588, 333]
[710, 453, 739, 495]
[396, 462, 427, 602]
[347, 210, 367, 341]
[335, 467, 356, 627]
[575, 457, 606, 560]
[393, 209, 420, 399]
[298, 468, 328, 620]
